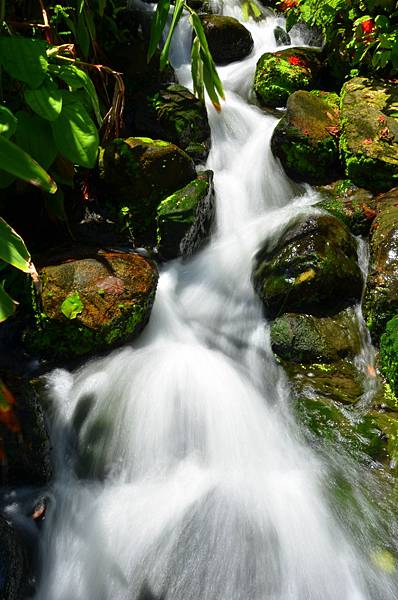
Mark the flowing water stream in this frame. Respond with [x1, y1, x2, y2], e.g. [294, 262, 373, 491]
[33, 6, 398, 599]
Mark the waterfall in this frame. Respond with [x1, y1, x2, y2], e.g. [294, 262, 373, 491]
[34, 7, 398, 600]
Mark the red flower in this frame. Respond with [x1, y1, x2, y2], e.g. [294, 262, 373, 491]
[288, 55, 306, 67]
[279, 0, 298, 11]
[361, 19, 375, 35]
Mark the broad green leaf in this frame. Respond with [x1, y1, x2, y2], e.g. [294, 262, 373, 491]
[0, 135, 57, 193]
[0, 217, 30, 272]
[0, 106, 17, 139]
[191, 36, 204, 103]
[191, 12, 224, 100]
[24, 77, 63, 122]
[61, 292, 84, 319]
[50, 63, 102, 125]
[0, 283, 17, 322]
[51, 97, 99, 168]
[202, 59, 221, 112]
[15, 112, 57, 170]
[148, 0, 171, 61]
[0, 38, 48, 88]
[160, 0, 185, 70]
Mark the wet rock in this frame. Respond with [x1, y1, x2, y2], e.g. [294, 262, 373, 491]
[253, 47, 322, 108]
[380, 315, 398, 397]
[253, 214, 363, 319]
[123, 84, 211, 163]
[340, 77, 398, 193]
[0, 516, 28, 600]
[271, 90, 341, 185]
[363, 188, 398, 341]
[273, 25, 291, 46]
[0, 376, 51, 486]
[101, 137, 196, 244]
[200, 15, 254, 64]
[271, 308, 361, 364]
[157, 170, 215, 260]
[316, 179, 376, 236]
[25, 250, 158, 359]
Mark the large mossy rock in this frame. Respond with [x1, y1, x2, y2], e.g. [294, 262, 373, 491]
[0, 516, 28, 600]
[253, 48, 322, 108]
[380, 315, 398, 397]
[271, 309, 361, 364]
[0, 376, 51, 486]
[157, 170, 215, 260]
[200, 15, 254, 64]
[124, 84, 211, 163]
[315, 179, 376, 236]
[363, 188, 398, 341]
[271, 90, 342, 185]
[26, 250, 158, 359]
[253, 214, 362, 318]
[340, 77, 398, 192]
[101, 137, 196, 243]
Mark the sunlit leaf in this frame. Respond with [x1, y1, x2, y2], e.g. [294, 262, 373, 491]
[148, 0, 171, 62]
[24, 77, 63, 121]
[61, 292, 84, 319]
[50, 63, 102, 126]
[160, 0, 185, 70]
[191, 36, 204, 103]
[0, 38, 48, 88]
[0, 136, 57, 193]
[0, 106, 17, 139]
[0, 283, 17, 322]
[0, 218, 30, 272]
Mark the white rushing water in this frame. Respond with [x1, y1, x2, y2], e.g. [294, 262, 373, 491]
[35, 6, 398, 600]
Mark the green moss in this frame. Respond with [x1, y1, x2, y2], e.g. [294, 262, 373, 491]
[380, 316, 398, 397]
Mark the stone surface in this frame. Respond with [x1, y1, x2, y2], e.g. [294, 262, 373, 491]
[316, 180, 376, 236]
[200, 15, 254, 64]
[271, 90, 342, 185]
[26, 250, 158, 358]
[363, 188, 398, 341]
[0, 516, 28, 600]
[253, 47, 322, 108]
[101, 137, 196, 243]
[253, 214, 363, 318]
[123, 84, 211, 163]
[157, 170, 215, 260]
[340, 77, 398, 192]
[271, 309, 361, 364]
[273, 25, 291, 47]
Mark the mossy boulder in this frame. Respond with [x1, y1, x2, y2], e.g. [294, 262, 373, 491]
[0, 516, 28, 600]
[0, 375, 52, 486]
[200, 15, 254, 64]
[271, 308, 361, 364]
[253, 48, 322, 108]
[363, 188, 398, 340]
[340, 77, 398, 192]
[157, 170, 215, 260]
[316, 179, 376, 236]
[380, 315, 398, 397]
[124, 84, 211, 163]
[271, 90, 342, 185]
[26, 250, 158, 359]
[101, 137, 196, 244]
[253, 214, 363, 319]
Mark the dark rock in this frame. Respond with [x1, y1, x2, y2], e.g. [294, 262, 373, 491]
[273, 25, 291, 46]
[25, 250, 159, 359]
[157, 170, 215, 259]
[340, 77, 398, 193]
[101, 137, 196, 244]
[316, 179, 376, 236]
[363, 188, 398, 341]
[253, 214, 363, 318]
[253, 47, 322, 108]
[271, 90, 342, 185]
[123, 84, 211, 163]
[0, 515, 28, 600]
[271, 309, 361, 364]
[200, 15, 254, 64]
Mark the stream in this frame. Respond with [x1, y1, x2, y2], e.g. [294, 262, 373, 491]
[32, 4, 398, 599]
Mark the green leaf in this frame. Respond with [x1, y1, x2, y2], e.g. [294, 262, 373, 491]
[0, 170, 16, 189]
[0, 106, 17, 139]
[98, 0, 107, 17]
[0, 135, 57, 193]
[0, 217, 30, 272]
[375, 14, 390, 31]
[15, 112, 57, 170]
[202, 57, 221, 112]
[60, 292, 84, 319]
[191, 36, 204, 103]
[50, 63, 102, 126]
[77, 12, 90, 58]
[51, 96, 99, 168]
[148, 0, 171, 62]
[0, 283, 17, 323]
[0, 37, 48, 88]
[24, 77, 63, 122]
[160, 0, 185, 70]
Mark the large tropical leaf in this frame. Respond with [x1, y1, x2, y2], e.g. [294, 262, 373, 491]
[24, 77, 63, 121]
[50, 63, 102, 126]
[15, 112, 57, 170]
[0, 37, 48, 88]
[0, 218, 30, 272]
[0, 135, 57, 193]
[0, 283, 17, 322]
[0, 106, 17, 139]
[148, 0, 171, 61]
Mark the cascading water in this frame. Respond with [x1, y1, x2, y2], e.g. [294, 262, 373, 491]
[33, 6, 398, 600]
